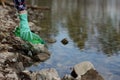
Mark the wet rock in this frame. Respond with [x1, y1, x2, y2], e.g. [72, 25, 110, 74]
[61, 38, 69, 45]
[46, 38, 56, 43]
[33, 53, 50, 62]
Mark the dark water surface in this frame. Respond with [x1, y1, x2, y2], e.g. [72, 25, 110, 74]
[27, 0, 120, 80]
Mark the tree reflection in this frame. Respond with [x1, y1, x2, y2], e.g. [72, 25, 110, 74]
[66, 0, 120, 55]
[66, 1, 87, 49]
[98, 18, 120, 56]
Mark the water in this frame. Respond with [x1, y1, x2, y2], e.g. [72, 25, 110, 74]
[26, 0, 120, 80]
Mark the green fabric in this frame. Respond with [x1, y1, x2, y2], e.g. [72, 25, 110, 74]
[14, 13, 45, 44]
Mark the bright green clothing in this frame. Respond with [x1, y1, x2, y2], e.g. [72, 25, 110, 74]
[14, 13, 45, 44]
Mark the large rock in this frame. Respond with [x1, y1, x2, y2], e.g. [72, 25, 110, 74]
[71, 61, 95, 78]
[71, 61, 104, 80]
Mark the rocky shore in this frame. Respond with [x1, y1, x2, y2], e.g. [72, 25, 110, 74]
[0, 5, 104, 80]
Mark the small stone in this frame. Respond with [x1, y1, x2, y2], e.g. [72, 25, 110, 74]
[61, 38, 69, 45]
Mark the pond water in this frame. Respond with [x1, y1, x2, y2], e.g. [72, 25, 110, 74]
[26, 0, 120, 80]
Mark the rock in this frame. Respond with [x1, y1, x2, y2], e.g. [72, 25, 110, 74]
[0, 43, 10, 51]
[37, 68, 61, 80]
[16, 62, 25, 72]
[29, 22, 41, 32]
[17, 71, 31, 80]
[24, 42, 47, 54]
[0, 52, 15, 64]
[24, 42, 51, 56]
[23, 70, 37, 80]
[31, 43, 45, 53]
[22, 68, 61, 80]
[62, 74, 74, 80]
[71, 61, 104, 80]
[71, 61, 95, 79]
[46, 38, 56, 43]
[5, 68, 18, 80]
[81, 69, 104, 80]
[14, 37, 25, 44]
[33, 53, 50, 62]
[1, 38, 7, 43]
[18, 54, 33, 67]
[0, 72, 4, 79]
[61, 38, 69, 45]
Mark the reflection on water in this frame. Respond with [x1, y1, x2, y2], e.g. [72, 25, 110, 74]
[27, 0, 120, 80]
